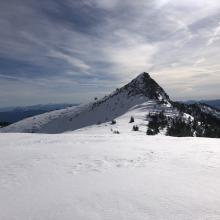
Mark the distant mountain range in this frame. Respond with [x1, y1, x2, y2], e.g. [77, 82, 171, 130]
[185, 100, 220, 110]
[0, 103, 78, 124]
[1, 72, 220, 138]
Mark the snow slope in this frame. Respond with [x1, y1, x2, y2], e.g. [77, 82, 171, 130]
[0, 72, 173, 134]
[1, 129, 220, 220]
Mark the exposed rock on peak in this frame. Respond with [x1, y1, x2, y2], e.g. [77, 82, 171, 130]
[123, 72, 170, 102]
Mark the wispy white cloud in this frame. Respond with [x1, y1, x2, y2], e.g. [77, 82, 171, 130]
[0, 0, 220, 106]
[207, 22, 220, 45]
[47, 50, 91, 72]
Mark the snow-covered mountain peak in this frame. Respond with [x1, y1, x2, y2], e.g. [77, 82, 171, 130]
[0, 72, 172, 133]
[123, 72, 170, 102]
[1, 72, 220, 136]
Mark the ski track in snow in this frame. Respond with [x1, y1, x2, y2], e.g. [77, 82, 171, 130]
[1, 130, 220, 220]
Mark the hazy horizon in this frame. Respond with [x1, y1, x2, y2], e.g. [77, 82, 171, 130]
[0, 90, 220, 109]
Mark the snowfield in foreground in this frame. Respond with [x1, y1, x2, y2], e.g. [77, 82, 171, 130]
[1, 129, 220, 220]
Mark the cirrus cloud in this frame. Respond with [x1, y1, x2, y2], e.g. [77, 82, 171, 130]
[0, 0, 220, 106]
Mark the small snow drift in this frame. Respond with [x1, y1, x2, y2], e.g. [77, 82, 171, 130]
[1, 72, 220, 137]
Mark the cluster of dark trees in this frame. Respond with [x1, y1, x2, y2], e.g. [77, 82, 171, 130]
[109, 105, 220, 138]
[172, 102, 220, 138]
[146, 112, 166, 135]
[146, 106, 220, 138]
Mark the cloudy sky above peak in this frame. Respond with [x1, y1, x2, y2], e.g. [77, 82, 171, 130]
[0, 0, 220, 107]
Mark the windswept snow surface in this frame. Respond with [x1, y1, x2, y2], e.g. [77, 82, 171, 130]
[0, 99, 175, 134]
[0, 94, 150, 133]
[1, 129, 220, 220]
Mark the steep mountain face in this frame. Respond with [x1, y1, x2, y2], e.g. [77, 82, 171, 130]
[1, 72, 220, 137]
[123, 72, 170, 102]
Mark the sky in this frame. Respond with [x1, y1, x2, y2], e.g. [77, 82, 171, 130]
[0, 0, 220, 107]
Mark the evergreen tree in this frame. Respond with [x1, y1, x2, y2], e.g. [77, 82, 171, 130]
[132, 125, 139, 131]
[129, 116, 134, 123]
[111, 119, 116, 125]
